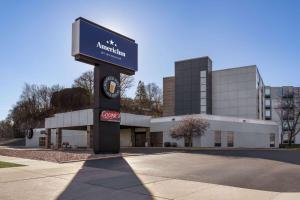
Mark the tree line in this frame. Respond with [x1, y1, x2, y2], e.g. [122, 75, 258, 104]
[0, 70, 162, 138]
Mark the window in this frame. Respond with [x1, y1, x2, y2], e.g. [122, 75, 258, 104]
[270, 133, 275, 147]
[201, 78, 206, 85]
[200, 91, 206, 98]
[184, 137, 192, 147]
[200, 70, 207, 78]
[265, 87, 271, 96]
[201, 98, 206, 106]
[265, 99, 271, 107]
[282, 132, 295, 144]
[200, 84, 206, 91]
[39, 137, 46, 147]
[201, 106, 207, 113]
[227, 132, 234, 147]
[214, 131, 221, 147]
[265, 109, 271, 117]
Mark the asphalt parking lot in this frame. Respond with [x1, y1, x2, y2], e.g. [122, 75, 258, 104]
[85, 149, 300, 192]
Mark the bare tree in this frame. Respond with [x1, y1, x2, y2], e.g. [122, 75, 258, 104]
[73, 71, 134, 99]
[145, 83, 162, 109]
[144, 83, 163, 116]
[0, 119, 14, 138]
[120, 74, 134, 98]
[170, 117, 209, 147]
[275, 89, 300, 146]
[73, 70, 94, 103]
[9, 83, 63, 135]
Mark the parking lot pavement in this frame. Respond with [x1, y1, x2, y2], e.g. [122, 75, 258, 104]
[114, 149, 300, 192]
[1, 150, 300, 200]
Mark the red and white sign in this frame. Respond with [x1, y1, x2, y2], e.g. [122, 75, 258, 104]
[100, 110, 120, 122]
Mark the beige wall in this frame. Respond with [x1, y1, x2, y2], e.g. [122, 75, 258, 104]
[163, 76, 175, 116]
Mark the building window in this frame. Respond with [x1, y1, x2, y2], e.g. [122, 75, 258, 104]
[270, 133, 275, 148]
[201, 106, 207, 113]
[227, 132, 234, 147]
[282, 132, 295, 144]
[201, 98, 206, 106]
[201, 78, 206, 85]
[265, 99, 271, 107]
[265, 109, 271, 118]
[214, 131, 221, 147]
[200, 70, 206, 78]
[200, 84, 206, 91]
[200, 91, 206, 98]
[265, 87, 271, 96]
[184, 138, 192, 147]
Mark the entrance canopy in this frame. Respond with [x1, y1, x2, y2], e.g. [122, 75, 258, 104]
[45, 109, 151, 129]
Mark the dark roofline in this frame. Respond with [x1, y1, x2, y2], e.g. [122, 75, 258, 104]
[175, 56, 212, 63]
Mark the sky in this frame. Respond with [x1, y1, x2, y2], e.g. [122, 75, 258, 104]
[0, 0, 300, 120]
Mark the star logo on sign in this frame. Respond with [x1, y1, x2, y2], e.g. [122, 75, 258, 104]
[106, 40, 117, 47]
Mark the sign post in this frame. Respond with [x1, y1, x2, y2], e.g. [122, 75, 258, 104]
[72, 17, 138, 153]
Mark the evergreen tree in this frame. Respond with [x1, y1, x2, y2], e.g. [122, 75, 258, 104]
[135, 81, 148, 109]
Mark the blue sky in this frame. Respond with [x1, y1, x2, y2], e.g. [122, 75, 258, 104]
[0, 0, 300, 120]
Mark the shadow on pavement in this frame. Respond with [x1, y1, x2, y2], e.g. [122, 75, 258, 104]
[57, 157, 154, 200]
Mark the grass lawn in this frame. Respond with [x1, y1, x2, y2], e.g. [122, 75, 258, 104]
[0, 161, 24, 168]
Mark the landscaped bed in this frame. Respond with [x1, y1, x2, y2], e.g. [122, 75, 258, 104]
[0, 148, 122, 163]
[0, 161, 24, 168]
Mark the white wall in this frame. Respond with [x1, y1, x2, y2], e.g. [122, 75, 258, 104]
[26, 129, 87, 148]
[25, 129, 45, 148]
[151, 114, 279, 148]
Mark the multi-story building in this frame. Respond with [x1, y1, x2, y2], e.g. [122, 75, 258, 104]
[264, 86, 300, 143]
[163, 56, 265, 120]
[35, 56, 286, 149]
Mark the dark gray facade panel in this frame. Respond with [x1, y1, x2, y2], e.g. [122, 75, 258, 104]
[175, 57, 212, 115]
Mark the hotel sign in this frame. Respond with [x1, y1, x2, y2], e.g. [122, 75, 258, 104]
[72, 17, 138, 73]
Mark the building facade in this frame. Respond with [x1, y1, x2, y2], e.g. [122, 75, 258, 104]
[264, 86, 300, 143]
[174, 57, 212, 115]
[29, 56, 298, 149]
[26, 109, 279, 149]
[163, 57, 265, 120]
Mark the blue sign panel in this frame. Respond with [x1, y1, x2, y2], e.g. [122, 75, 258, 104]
[72, 18, 138, 72]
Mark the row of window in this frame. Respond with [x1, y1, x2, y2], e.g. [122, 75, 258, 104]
[214, 131, 276, 147]
[265, 87, 272, 120]
[214, 131, 234, 147]
[200, 70, 207, 113]
[265, 86, 300, 98]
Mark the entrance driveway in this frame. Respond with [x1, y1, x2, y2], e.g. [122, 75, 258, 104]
[119, 148, 300, 192]
[1, 149, 300, 199]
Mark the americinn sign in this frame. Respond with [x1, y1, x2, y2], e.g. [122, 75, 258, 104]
[72, 17, 138, 153]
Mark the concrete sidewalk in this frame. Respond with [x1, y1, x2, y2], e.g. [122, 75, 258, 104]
[0, 155, 299, 200]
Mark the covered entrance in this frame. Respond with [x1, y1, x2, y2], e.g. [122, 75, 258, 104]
[45, 109, 152, 149]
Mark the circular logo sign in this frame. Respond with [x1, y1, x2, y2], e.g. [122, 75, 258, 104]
[102, 76, 120, 99]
